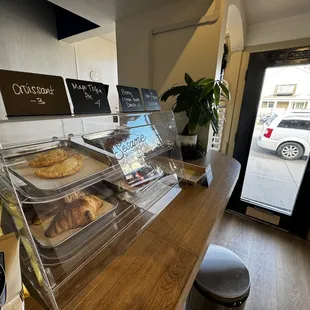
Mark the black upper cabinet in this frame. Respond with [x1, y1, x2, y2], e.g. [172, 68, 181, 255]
[54, 5, 100, 41]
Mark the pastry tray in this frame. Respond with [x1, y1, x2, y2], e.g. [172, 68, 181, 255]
[7, 140, 114, 194]
[30, 199, 118, 248]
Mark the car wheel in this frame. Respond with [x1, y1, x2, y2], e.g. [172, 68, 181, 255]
[277, 142, 303, 160]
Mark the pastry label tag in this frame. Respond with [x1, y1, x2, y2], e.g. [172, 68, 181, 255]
[201, 164, 213, 187]
[141, 88, 161, 111]
[117, 85, 144, 112]
[0, 69, 70, 117]
[66, 79, 110, 114]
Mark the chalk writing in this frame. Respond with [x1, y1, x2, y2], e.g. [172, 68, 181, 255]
[66, 79, 110, 114]
[12, 83, 55, 96]
[117, 85, 144, 112]
[141, 88, 160, 111]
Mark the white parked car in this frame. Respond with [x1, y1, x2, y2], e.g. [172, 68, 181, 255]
[257, 111, 310, 160]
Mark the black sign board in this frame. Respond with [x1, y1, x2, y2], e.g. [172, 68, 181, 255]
[66, 79, 111, 114]
[117, 85, 144, 112]
[0, 69, 70, 117]
[141, 88, 161, 111]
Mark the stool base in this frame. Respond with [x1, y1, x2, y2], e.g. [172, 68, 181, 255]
[186, 285, 247, 310]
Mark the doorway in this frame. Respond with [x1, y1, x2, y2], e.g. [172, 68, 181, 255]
[228, 47, 310, 237]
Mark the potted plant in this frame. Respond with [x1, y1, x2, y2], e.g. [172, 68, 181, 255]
[160, 73, 230, 147]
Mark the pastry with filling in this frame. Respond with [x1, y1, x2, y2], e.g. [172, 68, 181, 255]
[35, 155, 83, 179]
[29, 148, 68, 167]
[45, 195, 113, 237]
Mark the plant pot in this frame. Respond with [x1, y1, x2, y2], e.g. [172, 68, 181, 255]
[178, 134, 197, 146]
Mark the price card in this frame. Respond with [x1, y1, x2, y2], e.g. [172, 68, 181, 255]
[0, 69, 70, 117]
[141, 88, 161, 111]
[201, 164, 213, 187]
[117, 85, 144, 112]
[66, 78, 111, 114]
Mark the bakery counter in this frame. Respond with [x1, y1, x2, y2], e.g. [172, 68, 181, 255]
[26, 150, 240, 310]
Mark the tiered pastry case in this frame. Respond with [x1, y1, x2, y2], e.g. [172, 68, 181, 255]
[0, 112, 184, 309]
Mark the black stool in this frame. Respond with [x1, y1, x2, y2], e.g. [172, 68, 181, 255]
[187, 244, 250, 310]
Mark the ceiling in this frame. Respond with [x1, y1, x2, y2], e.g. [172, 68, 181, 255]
[49, 0, 310, 41]
[244, 0, 310, 24]
[48, 0, 179, 31]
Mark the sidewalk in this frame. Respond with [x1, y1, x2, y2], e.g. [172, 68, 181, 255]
[241, 141, 306, 213]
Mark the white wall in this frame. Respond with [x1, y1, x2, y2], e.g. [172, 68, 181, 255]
[116, 0, 246, 148]
[246, 12, 310, 47]
[116, 0, 220, 89]
[0, 0, 118, 119]
[75, 37, 119, 112]
[116, 0, 224, 146]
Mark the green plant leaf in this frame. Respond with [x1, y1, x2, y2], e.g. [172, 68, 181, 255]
[199, 78, 214, 85]
[160, 86, 186, 102]
[214, 83, 220, 105]
[184, 73, 193, 85]
[188, 106, 200, 134]
[198, 108, 210, 127]
[194, 77, 206, 85]
[173, 98, 190, 113]
[199, 82, 214, 100]
[219, 82, 230, 100]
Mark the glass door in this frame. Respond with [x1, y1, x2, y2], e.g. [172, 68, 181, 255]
[228, 48, 310, 237]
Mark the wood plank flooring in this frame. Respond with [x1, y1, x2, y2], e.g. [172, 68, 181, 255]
[212, 212, 310, 310]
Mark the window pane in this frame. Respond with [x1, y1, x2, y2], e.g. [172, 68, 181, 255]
[276, 101, 289, 109]
[278, 120, 290, 128]
[298, 120, 310, 130]
[266, 114, 278, 125]
[278, 120, 300, 129]
[278, 119, 310, 129]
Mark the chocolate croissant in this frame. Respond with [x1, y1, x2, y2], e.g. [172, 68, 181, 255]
[45, 195, 104, 238]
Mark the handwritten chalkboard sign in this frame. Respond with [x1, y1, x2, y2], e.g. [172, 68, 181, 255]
[0, 69, 70, 117]
[66, 79, 111, 114]
[141, 88, 161, 111]
[117, 85, 144, 112]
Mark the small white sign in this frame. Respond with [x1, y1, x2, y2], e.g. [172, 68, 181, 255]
[201, 163, 213, 187]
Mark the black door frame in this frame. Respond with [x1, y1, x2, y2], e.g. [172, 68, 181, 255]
[228, 47, 310, 237]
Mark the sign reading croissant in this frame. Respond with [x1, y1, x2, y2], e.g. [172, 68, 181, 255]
[0, 69, 71, 117]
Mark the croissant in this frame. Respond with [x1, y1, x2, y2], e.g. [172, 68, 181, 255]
[45, 195, 112, 238]
[32, 191, 87, 225]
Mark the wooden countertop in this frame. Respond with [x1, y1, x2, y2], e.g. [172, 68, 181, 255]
[26, 151, 240, 310]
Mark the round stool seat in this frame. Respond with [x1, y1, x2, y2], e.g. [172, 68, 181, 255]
[194, 244, 250, 307]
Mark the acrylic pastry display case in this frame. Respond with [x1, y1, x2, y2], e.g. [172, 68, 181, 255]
[0, 112, 184, 310]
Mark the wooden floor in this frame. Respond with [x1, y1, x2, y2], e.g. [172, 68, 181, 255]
[212, 212, 310, 310]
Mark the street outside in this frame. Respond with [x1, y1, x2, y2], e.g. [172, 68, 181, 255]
[241, 125, 307, 214]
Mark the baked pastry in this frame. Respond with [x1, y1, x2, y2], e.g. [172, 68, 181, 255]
[103, 130, 130, 151]
[29, 148, 68, 167]
[35, 155, 83, 179]
[32, 202, 64, 225]
[32, 191, 87, 225]
[45, 195, 113, 237]
[63, 190, 87, 204]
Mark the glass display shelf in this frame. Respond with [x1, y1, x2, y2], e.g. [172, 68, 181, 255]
[0, 111, 184, 310]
